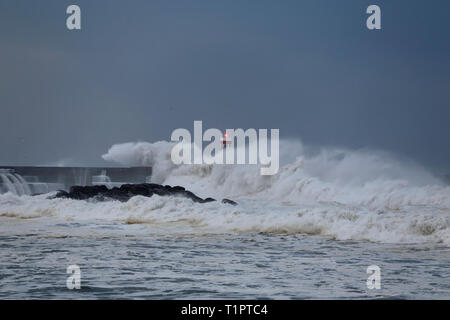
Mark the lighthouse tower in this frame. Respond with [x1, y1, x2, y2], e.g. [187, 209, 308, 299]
[221, 132, 232, 149]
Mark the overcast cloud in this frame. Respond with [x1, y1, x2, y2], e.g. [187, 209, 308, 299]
[0, 0, 449, 172]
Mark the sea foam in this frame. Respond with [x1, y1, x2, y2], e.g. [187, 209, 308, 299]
[1, 139, 449, 246]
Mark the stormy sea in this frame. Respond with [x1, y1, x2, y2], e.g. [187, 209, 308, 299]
[1, 140, 449, 299]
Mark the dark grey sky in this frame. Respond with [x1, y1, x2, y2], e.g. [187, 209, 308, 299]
[0, 0, 449, 170]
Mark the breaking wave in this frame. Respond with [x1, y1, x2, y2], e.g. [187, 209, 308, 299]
[101, 140, 450, 210]
[0, 192, 449, 246]
[1, 139, 449, 246]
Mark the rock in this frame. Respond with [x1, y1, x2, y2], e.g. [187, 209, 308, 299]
[222, 198, 238, 206]
[53, 190, 69, 198]
[67, 185, 109, 200]
[50, 183, 237, 205]
[201, 197, 217, 203]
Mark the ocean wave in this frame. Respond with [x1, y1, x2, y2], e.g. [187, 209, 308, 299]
[1, 138, 449, 246]
[102, 140, 450, 210]
[0, 192, 449, 246]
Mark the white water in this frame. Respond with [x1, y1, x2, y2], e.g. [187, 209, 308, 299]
[1, 140, 449, 299]
[0, 174, 17, 194]
[0, 172, 31, 196]
[14, 174, 32, 195]
[92, 170, 113, 188]
[1, 139, 449, 246]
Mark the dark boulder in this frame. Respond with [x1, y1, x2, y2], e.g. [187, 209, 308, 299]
[68, 185, 109, 200]
[222, 198, 238, 206]
[50, 183, 237, 205]
[201, 197, 217, 203]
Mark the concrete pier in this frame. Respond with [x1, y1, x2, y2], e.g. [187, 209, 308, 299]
[0, 166, 152, 194]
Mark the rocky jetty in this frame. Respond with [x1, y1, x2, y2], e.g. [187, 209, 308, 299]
[51, 183, 237, 205]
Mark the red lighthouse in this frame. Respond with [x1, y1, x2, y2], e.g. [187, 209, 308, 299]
[221, 132, 231, 149]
